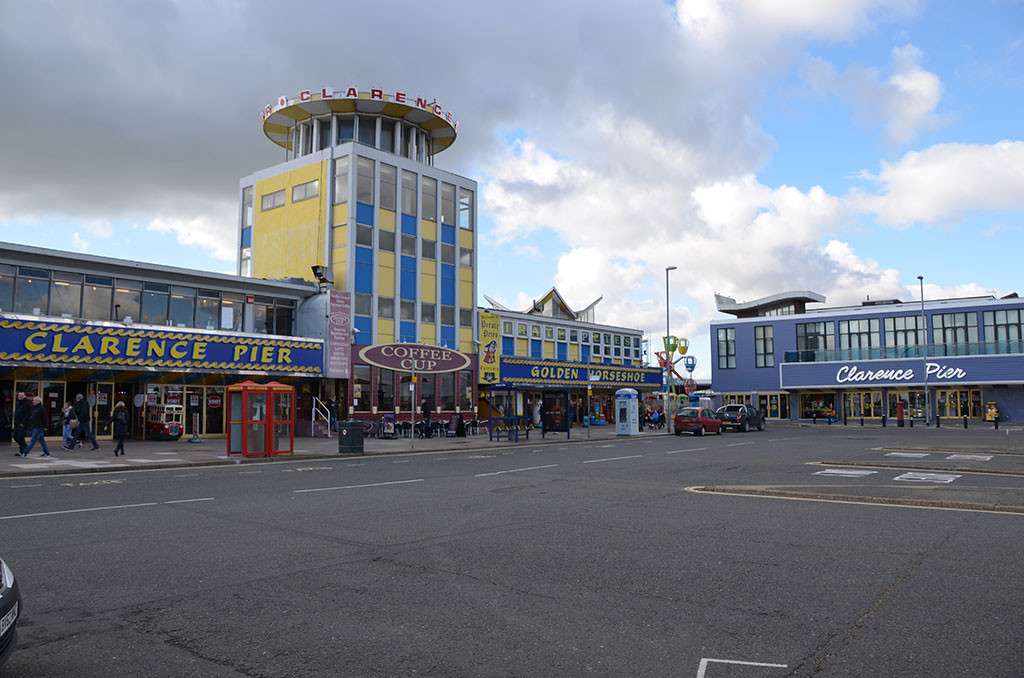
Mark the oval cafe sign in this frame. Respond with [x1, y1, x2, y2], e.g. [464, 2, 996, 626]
[358, 343, 471, 373]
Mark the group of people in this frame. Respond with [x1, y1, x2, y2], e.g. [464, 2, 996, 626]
[640, 404, 665, 430]
[13, 391, 131, 458]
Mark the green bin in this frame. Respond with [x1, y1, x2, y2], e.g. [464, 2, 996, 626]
[338, 420, 365, 454]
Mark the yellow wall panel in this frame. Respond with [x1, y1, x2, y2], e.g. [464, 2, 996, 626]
[376, 319, 395, 344]
[459, 267, 473, 283]
[333, 202, 349, 227]
[420, 219, 437, 240]
[252, 160, 327, 281]
[613, 358, 622, 365]
[569, 344, 579, 361]
[459, 280, 473, 305]
[420, 273, 436, 303]
[591, 355, 601, 363]
[377, 260, 395, 296]
[543, 341, 555, 359]
[459, 229, 473, 249]
[515, 338, 528, 356]
[421, 324, 436, 344]
[379, 209, 396, 231]
[459, 327, 473, 354]
[421, 260, 436, 276]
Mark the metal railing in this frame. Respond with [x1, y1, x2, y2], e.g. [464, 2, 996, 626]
[312, 396, 332, 438]
[783, 341, 1024, 363]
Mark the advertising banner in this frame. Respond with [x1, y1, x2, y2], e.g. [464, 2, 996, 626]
[478, 311, 501, 385]
[0, 316, 322, 375]
[496, 357, 662, 389]
[325, 290, 352, 379]
[780, 354, 1024, 389]
[358, 343, 471, 373]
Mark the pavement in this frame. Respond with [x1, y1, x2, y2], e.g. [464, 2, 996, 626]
[3, 425, 1024, 676]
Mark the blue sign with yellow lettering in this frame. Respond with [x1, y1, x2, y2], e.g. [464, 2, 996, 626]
[497, 357, 661, 389]
[0, 317, 322, 375]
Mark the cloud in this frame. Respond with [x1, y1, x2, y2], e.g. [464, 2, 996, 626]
[801, 43, 944, 145]
[145, 208, 237, 263]
[850, 140, 1024, 226]
[71, 232, 90, 252]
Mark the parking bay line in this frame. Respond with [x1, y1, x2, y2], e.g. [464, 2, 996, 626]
[696, 657, 787, 677]
[0, 498, 215, 521]
[475, 464, 558, 477]
[294, 478, 425, 493]
[727, 441, 756, 447]
[666, 447, 707, 454]
[582, 454, 643, 464]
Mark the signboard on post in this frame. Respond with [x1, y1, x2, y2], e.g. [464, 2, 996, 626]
[325, 290, 352, 379]
[478, 311, 501, 385]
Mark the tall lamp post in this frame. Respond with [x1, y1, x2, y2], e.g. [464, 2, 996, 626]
[665, 266, 677, 432]
[918, 275, 929, 424]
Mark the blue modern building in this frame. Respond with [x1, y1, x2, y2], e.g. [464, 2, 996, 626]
[710, 290, 1024, 423]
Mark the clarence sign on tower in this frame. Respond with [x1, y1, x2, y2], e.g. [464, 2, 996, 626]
[358, 343, 471, 374]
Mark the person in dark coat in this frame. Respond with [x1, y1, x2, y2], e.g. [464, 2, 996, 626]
[111, 401, 129, 456]
[22, 395, 50, 457]
[12, 391, 30, 456]
[420, 397, 432, 438]
[74, 393, 100, 450]
[539, 398, 548, 439]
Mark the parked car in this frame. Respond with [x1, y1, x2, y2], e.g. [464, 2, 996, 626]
[0, 558, 21, 670]
[716, 404, 765, 432]
[673, 407, 722, 436]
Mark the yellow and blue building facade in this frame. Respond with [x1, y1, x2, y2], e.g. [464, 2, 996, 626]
[240, 86, 478, 418]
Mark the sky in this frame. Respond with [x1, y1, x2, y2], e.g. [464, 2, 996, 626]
[0, 0, 1022, 379]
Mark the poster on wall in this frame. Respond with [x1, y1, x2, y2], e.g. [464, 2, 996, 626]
[478, 311, 501, 385]
[325, 290, 352, 379]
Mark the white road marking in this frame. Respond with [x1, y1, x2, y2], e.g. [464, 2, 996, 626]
[163, 497, 214, 504]
[946, 454, 993, 462]
[294, 478, 425, 493]
[238, 471, 262, 475]
[124, 458, 181, 464]
[60, 479, 124, 487]
[814, 468, 878, 477]
[894, 472, 962, 484]
[346, 463, 366, 467]
[696, 657, 787, 677]
[727, 441, 755, 447]
[767, 437, 799, 442]
[582, 455, 643, 464]
[886, 452, 930, 458]
[597, 444, 616, 448]
[666, 447, 707, 454]
[174, 473, 200, 478]
[393, 459, 411, 464]
[475, 464, 558, 477]
[154, 452, 180, 456]
[11, 458, 126, 470]
[0, 502, 159, 521]
[8, 483, 42, 488]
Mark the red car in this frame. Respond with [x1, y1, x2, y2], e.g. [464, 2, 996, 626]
[673, 407, 722, 436]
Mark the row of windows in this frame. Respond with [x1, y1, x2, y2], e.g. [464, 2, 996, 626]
[352, 366, 475, 412]
[0, 265, 296, 335]
[292, 114, 434, 165]
[353, 225, 472, 266]
[353, 295, 472, 326]
[499, 319, 640, 347]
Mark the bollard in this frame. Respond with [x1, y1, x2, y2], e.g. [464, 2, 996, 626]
[936, 416, 941, 428]
[963, 416, 968, 429]
[882, 415, 887, 428]
[812, 413, 817, 425]
[860, 416, 864, 427]
[909, 417, 914, 428]
[995, 417, 999, 430]
[843, 412, 848, 426]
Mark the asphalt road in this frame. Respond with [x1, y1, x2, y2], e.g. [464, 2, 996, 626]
[2, 426, 1024, 677]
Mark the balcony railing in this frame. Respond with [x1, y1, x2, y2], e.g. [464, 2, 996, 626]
[783, 341, 1024, 363]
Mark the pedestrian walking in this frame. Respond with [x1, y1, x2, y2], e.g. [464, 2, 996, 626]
[22, 395, 50, 457]
[61, 401, 78, 450]
[420, 397, 433, 438]
[539, 398, 548, 439]
[74, 393, 100, 450]
[12, 391, 30, 456]
[112, 401, 129, 456]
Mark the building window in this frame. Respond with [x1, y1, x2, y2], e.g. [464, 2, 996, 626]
[422, 177, 437, 221]
[440, 182, 456, 224]
[317, 117, 332, 151]
[195, 290, 220, 330]
[401, 170, 416, 215]
[141, 282, 169, 325]
[932, 312, 978, 355]
[49, 271, 82, 318]
[274, 299, 295, 335]
[717, 327, 736, 369]
[82, 275, 112, 321]
[422, 239, 436, 260]
[458, 187, 474, 230]
[440, 243, 455, 265]
[502, 321, 513, 335]
[570, 329, 578, 342]
[354, 293, 372, 316]
[421, 303, 436, 324]
[356, 157, 374, 204]
[221, 293, 244, 331]
[581, 331, 589, 342]
[440, 305, 455, 326]
[356, 225, 373, 247]
[884, 315, 926, 353]
[439, 372, 456, 410]
[401, 234, 417, 257]
[168, 286, 195, 327]
[796, 322, 834, 356]
[380, 164, 397, 211]
[357, 115, 376, 147]
[531, 325, 540, 338]
[557, 328, 566, 341]
[353, 365, 371, 411]
[403, 124, 416, 159]
[754, 325, 774, 368]
[839, 319, 879, 357]
[614, 335, 621, 346]
[983, 310, 1023, 353]
[459, 248, 473, 268]
[291, 179, 319, 203]
[242, 186, 254, 228]
[459, 308, 473, 327]
[378, 368, 395, 411]
[518, 323, 528, 337]
[763, 304, 795, 317]
[113, 279, 141, 321]
[333, 158, 349, 204]
[459, 369, 474, 410]
[260, 189, 285, 211]
[378, 230, 396, 252]
[400, 300, 416, 321]
[336, 115, 355, 143]
[378, 297, 395, 319]
[380, 119, 395, 153]
[545, 326, 554, 339]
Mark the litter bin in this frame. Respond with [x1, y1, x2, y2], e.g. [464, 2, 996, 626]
[338, 419, 364, 454]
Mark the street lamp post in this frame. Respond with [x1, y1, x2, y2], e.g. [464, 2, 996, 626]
[665, 266, 677, 433]
[918, 275, 929, 424]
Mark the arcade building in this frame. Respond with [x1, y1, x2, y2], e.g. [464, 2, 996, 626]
[710, 290, 1024, 423]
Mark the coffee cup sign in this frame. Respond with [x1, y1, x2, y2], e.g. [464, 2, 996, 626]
[358, 343, 472, 373]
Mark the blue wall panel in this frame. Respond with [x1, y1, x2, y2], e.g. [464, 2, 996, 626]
[354, 316, 372, 344]
[441, 263, 456, 306]
[502, 336, 515, 355]
[400, 255, 417, 300]
[354, 246, 373, 294]
[440, 325, 456, 349]
[530, 339, 542, 359]
[399, 321, 417, 343]
[441, 223, 456, 244]
[356, 202, 374, 226]
[401, 214, 417, 235]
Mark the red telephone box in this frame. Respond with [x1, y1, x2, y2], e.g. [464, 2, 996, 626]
[226, 380, 295, 457]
